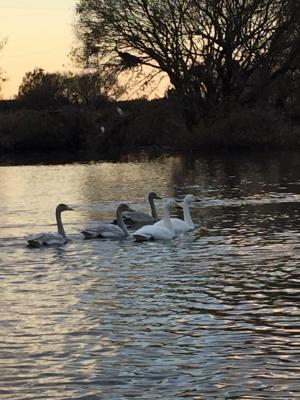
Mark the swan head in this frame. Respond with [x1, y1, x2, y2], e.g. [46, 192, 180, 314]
[165, 198, 177, 208]
[56, 203, 73, 213]
[148, 192, 161, 200]
[117, 203, 134, 213]
[183, 194, 201, 204]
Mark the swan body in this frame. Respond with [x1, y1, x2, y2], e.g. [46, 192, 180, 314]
[154, 194, 199, 233]
[122, 192, 161, 227]
[27, 203, 73, 247]
[133, 199, 176, 242]
[160, 218, 192, 233]
[117, 106, 125, 116]
[133, 225, 174, 241]
[82, 203, 133, 239]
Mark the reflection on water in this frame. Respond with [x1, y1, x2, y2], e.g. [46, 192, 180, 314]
[0, 152, 300, 399]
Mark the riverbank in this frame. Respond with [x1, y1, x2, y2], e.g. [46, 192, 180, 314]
[0, 97, 299, 159]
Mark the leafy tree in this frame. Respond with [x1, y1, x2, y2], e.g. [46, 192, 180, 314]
[74, 0, 300, 107]
[63, 71, 123, 104]
[17, 68, 117, 108]
[17, 68, 67, 107]
[63, 72, 102, 104]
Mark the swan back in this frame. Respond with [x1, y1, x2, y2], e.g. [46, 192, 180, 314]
[82, 203, 133, 239]
[122, 192, 161, 226]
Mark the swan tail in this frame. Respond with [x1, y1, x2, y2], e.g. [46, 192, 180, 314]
[81, 230, 99, 239]
[27, 239, 42, 248]
[133, 233, 152, 242]
[123, 217, 135, 227]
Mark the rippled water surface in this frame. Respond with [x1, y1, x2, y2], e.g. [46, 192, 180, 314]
[0, 152, 300, 399]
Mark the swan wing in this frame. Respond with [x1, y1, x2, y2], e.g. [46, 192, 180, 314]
[133, 224, 174, 241]
[154, 220, 166, 227]
[154, 218, 192, 233]
[170, 218, 192, 232]
[122, 210, 157, 226]
[27, 232, 65, 247]
[149, 225, 174, 239]
[132, 225, 154, 241]
[82, 223, 125, 239]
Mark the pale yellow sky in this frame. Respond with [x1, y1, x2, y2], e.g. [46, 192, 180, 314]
[0, 0, 77, 99]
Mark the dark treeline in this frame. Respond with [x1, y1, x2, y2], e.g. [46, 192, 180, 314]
[1, 0, 300, 158]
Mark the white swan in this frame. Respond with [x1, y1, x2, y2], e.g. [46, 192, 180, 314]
[117, 106, 125, 116]
[27, 203, 73, 247]
[154, 194, 200, 233]
[82, 203, 133, 239]
[122, 192, 161, 227]
[133, 199, 176, 242]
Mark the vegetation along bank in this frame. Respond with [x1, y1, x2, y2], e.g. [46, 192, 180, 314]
[1, 0, 300, 157]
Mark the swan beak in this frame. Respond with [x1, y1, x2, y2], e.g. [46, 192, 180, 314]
[175, 203, 183, 209]
[156, 196, 162, 199]
[194, 198, 201, 202]
[67, 206, 74, 211]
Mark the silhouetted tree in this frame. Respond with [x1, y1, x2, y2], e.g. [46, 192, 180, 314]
[17, 68, 67, 108]
[74, 0, 300, 108]
[63, 72, 103, 105]
[17, 69, 118, 108]
[0, 36, 7, 98]
[63, 71, 123, 105]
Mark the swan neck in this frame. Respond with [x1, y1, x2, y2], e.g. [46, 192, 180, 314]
[149, 197, 158, 219]
[117, 208, 129, 236]
[183, 202, 194, 227]
[56, 209, 66, 238]
[163, 204, 174, 234]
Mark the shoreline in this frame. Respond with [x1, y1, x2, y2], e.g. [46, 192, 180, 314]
[1, 146, 300, 167]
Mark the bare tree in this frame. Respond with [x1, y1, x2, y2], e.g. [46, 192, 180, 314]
[74, 0, 300, 107]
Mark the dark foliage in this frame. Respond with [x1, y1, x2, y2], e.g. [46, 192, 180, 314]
[1, 98, 299, 158]
[16, 68, 113, 109]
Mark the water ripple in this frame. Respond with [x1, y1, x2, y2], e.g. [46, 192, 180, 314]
[0, 154, 300, 399]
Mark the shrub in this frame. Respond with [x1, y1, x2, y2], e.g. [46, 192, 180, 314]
[0, 108, 93, 153]
[193, 105, 300, 150]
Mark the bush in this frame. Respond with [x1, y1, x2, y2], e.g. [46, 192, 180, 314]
[0, 108, 99, 153]
[17, 69, 68, 109]
[89, 98, 196, 153]
[1, 100, 300, 157]
[193, 105, 300, 150]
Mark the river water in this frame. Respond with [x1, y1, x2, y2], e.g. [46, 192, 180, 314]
[0, 152, 299, 399]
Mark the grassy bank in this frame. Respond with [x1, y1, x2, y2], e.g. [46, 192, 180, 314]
[0, 98, 300, 159]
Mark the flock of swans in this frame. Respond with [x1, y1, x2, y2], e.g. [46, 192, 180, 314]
[26, 193, 200, 248]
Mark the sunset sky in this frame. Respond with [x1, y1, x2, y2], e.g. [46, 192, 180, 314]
[1, 0, 77, 99]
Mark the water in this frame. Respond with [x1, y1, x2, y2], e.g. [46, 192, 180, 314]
[0, 152, 299, 399]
